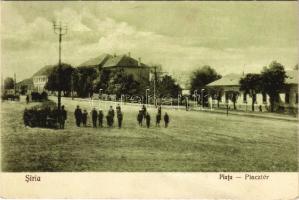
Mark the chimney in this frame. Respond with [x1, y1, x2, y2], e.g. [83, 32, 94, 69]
[138, 57, 141, 66]
[128, 52, 131, 57]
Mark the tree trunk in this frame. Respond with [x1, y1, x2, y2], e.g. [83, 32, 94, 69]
[233, 101, 236, 110]
[270, 97, 274, 112]
[252, 99, 255, 112]
[217, 100, 220, 108]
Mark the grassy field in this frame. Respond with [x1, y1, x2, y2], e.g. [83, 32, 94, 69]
[1, 97, 298, 172]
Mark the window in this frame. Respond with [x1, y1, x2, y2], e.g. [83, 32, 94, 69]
[243, 93, 247, 103]
[285, 93, 290, 104]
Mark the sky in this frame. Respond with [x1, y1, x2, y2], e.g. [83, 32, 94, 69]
[1, 1, 298, 83]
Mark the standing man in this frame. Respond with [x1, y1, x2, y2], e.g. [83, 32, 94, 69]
[137, 110, 143, 126]
[26, 95, 29, 104]
[164, 112, 170, 128]
[60, 105, 67, 129]
[117, 110, 123, 128]
[116, 104, 121, 112]
[156, 113, 161, 127]
[185, 97, 189, 111]
[106, 113, 111, 127]
[108, 106, 115, 127]
[98, 109, 103, 128]
[82, 109, 88, 127]
[74, 105, 82, 127]
[91, 108, 98, 128]
[145, 112, 151, 128]
[142, 104, 147, 117]
[158, 105, 162, 115]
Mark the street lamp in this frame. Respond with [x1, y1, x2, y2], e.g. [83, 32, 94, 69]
[146, 88, 150, 106]
[98, 88, 103, 108]
[120, 94, 124, 105]
[201, 89, 205, 110]
[99, 88, 103, 98]
[186, 96, 189, 111]
[194, 90, 198, 108]
[177, 94, 181, 109]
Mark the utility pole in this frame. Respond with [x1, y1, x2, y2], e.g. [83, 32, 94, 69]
[150, 65, 166, 107]
[1, 74, 3, 95]
[53, 21, 67, 118]
[14, 73, 16, 95]
[153, 66, 157, 107]
[71, 73, 74, 100]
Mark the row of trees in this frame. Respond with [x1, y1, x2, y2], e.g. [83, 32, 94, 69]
[45, 63, 182, 99]
[240, 61, 287, 112]
[190, 61, 293, 112]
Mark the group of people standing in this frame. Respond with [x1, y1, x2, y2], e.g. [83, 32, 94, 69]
[137, 105, 170, 128]
[74, 104, 123, 128]
[73, 104, 170, 129]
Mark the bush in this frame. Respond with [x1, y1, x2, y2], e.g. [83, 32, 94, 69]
[23, 100, 59, 129]
[31, 92, 48, 102]
[1, 94, 20, 101]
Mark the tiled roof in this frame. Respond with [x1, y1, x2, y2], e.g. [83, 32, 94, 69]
[103, 55, 140, 68]
[78, 53, 148, 69]
[207, 70, 298, 87]
[207, 73, 243, 87]
[78, 53, 112, 67]
[33, 65, 54, 77]
[16, 78, 33, 86]
[102, 55, 127, 68]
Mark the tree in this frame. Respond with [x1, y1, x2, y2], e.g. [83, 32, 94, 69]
[45, 63, 75, 96]
[226, 90, 239, 110]
[151, 75, 181, 98]
[208, 88, 223, 108]
[106, 69, 142, 98]
[121, 74, 141, 96]
[160, 75, 181, 97]
[75, 67, 98, 98]
[260, 61, 286, 112]
[239, 73, 262, 111]
[190, 66, 221, 106]
[190, 65, 221, 93]
[93, 69, 112, 93]
[4, 77, 15, 90]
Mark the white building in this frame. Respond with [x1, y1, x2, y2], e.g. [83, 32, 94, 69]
[206, 70, 298, 113]
[32, 65, 54, 93]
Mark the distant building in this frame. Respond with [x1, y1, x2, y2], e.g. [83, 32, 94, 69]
[79, 53, 151, 83]
[32, 65, 54, 93]
[284, 70, 298, 109]
[16, 78, 34, 94]
[206, 70, 298, 112]
[78, 53, 112, 70]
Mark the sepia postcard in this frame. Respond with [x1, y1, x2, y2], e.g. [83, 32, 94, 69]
[0, 1, 298, 199]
